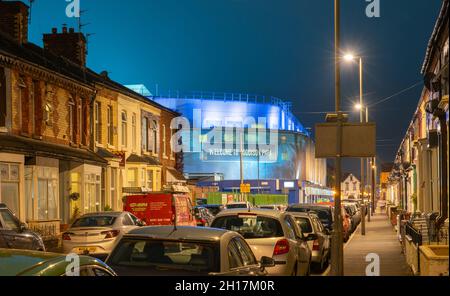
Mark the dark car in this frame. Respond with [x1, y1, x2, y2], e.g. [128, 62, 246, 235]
[201, 204, 224, 216]
[286, 204, 334, 232]
[106, 226, 274, 276]
[193, 206, 214, 227]
[0, 204, 45, 251]
[0, 249, 117, 276]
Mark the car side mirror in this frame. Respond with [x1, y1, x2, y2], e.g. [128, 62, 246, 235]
[260, 256, 275, 269]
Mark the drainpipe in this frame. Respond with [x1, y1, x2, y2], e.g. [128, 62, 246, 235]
[435, 109, 448, 230]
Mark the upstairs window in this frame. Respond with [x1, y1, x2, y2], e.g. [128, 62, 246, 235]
[107, 106, 113, 146]
[121, 111, 127, 148]
[94, 102, 102, 143]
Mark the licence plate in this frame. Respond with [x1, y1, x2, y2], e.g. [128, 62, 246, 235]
[77, 247, 97, 254]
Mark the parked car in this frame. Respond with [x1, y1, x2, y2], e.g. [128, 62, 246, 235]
[286, 204, 334, 232]
[201, 204, 225, 216]
[259, 205, 286, 211]
[106, 226, 274, 276]
[124, 191, 196, 227]
[290, 212, 331, 271]
[287, 204, 351, 242]
[0, 249, 116, 276]
[0, 203, 45, 251]
[62, 212, 145, 259]
[211, 209, 312, 276]
[225, 202, 253, 210]
[193, 206, 214, 227]
[344, 203, 361, 231]
[316, 203, 351, 242]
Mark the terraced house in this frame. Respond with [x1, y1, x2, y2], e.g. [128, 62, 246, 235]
[0, 1, 182, 243]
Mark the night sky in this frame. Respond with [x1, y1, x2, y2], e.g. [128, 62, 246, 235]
[27, 0, 443, 177]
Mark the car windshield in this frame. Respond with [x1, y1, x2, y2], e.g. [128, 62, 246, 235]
[0, 209, 20, 231]
[72, 216, 117, 227]
[294, 217, 313, 233]
[108, 239, 220, 273]
[212, 215, 284, 239]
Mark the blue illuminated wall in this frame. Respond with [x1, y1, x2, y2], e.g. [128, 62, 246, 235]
[124, 87, 321, 183]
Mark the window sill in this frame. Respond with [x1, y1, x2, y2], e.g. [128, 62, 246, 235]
[96, 143, 104, 148]
[0, 127, 8, 133]
[107, 144, 115, 150]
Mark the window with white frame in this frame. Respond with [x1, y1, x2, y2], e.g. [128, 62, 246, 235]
[85, 173, 101, 213]
[121, 111, 128, 147]
[107, 106, 113, 146]
[132, 113, 137, 151]
[0, 163, 20, 216]
[25, 166, 58, 221]
[110, 168, 117, 209]
[162, 124, 167, 156]
[127, 168, 138, 187]
[95, 102, 101, 143]
[147, 170, 153, 190]
[142, 117, 148, 152]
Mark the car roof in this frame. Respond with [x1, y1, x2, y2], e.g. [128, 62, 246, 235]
[289, 212, 314, 218]
[125, 226, 233, 242]
[77, 212, 124, 218]
[0, 249, 111, 276]
[288, 204, 332, 210]
[215, 208, 285, 219]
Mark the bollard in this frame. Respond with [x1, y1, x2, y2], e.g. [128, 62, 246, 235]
[361, 204, 366, 236]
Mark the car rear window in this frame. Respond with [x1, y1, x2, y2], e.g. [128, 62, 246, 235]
[109, 239, 219, 272]
[72, 216, 117, 227]
[226, 204, 248, 209]
[0, 209, 20, 231]
[294, 217, 313, 233]
[212, 215, 284, 239]
[287, 207, 331, 222]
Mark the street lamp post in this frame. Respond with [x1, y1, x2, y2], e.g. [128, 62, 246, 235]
[346, 53, 368, 232]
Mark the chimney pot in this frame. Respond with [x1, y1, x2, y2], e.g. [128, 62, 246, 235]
[62, 26, 68, 33]
[69, 28, 75, 33]
[52, 28, 57, 34]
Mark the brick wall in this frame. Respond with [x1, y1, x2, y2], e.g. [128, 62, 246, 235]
[9, 68, 93, 147]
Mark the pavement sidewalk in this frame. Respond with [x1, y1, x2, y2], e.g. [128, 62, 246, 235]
[343, 213, 412, 276]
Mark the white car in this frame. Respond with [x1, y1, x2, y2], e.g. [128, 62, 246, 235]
[62, 212, 145, 259]
[225, 202, 252, 210]
[211, 209, 312, 276]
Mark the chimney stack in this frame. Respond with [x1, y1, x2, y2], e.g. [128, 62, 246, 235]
[43, 26, 87, 67]
[0, 1, 29, 45]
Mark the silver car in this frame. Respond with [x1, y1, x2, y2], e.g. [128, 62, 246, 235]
[290, 212, 331, 271]
[211, 209, 312, 276]
[106, 226, 275, 276]
[62, 212, 145, 259]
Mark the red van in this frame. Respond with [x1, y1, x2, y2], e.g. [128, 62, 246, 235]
[124, 188, 196, 227]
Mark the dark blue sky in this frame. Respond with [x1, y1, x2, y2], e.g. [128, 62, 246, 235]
[27, 0, 442, 175]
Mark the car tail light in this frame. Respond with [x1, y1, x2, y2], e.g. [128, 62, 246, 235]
[101, 230, 120, 239]
[201, 219, 207, 225]
[273, 239, 290, 256]
[312, 240, 320, 251]
[62, 232, 73, 241]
